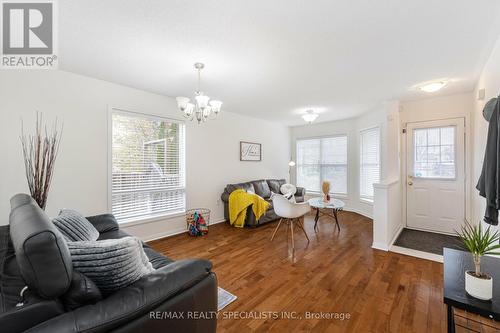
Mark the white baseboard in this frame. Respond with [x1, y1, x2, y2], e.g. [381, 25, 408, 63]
[142, 206, 371, 242]
[143, 227, 185, 242]
[389, 224, 404, 247]
[143, 218, 226, 242]
[343, 206, 373, 219]
[389, 245, 443, 263]
[379, 226, 444, 263]
[371, 224, 403, 252]
[372, 242, 389, 251]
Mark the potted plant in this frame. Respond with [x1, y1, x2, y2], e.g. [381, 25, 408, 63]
[456, 221, 500, 300]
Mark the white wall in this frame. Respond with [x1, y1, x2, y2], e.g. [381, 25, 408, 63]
[473, 35, 500, 226]
[289, 102, 398, 218]
[370, 102, 402, 250]
[290, 118, 359, 212]
[372, 179, 401, 250]
[371, 93, 474, 249]
[0, 70, 290, 240]
[399, 92, 474, 225]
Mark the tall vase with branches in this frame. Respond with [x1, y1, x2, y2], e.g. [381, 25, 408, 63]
[20, 112, 63, 210]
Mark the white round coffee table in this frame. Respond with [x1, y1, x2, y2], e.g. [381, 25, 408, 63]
[308, 197, 345, 232]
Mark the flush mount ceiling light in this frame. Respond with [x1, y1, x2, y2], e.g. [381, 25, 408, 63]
[302, 109, 319, 124]
[176, 63, 222, 124]
[419, 81, 447, 93]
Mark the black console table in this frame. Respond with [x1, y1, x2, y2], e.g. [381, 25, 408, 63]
[443, 248, 500, 333]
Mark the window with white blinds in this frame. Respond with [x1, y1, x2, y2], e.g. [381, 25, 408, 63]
[110, 111, 186, 223]
[359, 127, 380, 200]
[296, 136, 348, 194]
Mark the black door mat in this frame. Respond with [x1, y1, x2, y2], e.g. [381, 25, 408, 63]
[393, 228, 467, 255]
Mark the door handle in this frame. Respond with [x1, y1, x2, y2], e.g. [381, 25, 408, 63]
[407, 174, 413, 186]
[408, 181, 413, 186]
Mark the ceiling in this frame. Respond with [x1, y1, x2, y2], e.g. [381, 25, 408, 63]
[59, 0, 500, 126]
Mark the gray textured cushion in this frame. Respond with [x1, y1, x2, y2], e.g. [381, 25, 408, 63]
[251, 180, 271, 198]
[53, 210, 99, 242]
[67, 237, 154, 293]
[267, 179, 286, 194]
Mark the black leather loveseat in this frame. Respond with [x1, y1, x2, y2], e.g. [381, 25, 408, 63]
[220, 179, 305, 227]
[0, 194, 217, 333]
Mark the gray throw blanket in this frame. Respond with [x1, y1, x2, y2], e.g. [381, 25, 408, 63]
[67, 237, 154, 294]
[477, 98, 500, 225]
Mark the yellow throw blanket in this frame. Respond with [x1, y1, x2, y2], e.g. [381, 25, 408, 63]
[228, 189, 270, 228]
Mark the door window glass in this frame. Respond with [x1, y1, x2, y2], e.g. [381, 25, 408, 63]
[413, 126, 456, 179]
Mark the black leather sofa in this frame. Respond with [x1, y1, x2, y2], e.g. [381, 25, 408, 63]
[220, 179, 305, 227]
[0, 194, 217, 333]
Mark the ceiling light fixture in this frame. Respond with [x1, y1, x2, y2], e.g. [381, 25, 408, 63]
[176, 63, 222, 124]
[419, 81, 447, 93]
[302, 110, 319, 124]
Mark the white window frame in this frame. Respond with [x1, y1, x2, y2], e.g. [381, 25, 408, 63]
[107, 107, 186, 225]
[295, 134, 349, 196]
[359, 126, 381, 203]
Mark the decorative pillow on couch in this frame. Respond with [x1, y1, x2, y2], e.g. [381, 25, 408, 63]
[280, 183, 297, 203]
[67, 237, 155, 294]
[53, 209, 99, 242]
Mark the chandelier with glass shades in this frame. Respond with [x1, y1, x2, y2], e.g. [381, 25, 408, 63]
[176, 63, 222, 124]
[302, 109, 319, 123]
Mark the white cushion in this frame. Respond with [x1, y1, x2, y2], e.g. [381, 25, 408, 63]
[280, 183, 297, 196]
[280, 184, 297, 202]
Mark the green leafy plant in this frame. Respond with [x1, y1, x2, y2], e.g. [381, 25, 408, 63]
[456, 221, 500, 278]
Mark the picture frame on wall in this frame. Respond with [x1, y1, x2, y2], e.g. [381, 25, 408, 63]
[240, 141, 262, 161]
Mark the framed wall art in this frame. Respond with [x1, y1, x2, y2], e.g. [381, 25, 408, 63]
[240, 141, 261, 161]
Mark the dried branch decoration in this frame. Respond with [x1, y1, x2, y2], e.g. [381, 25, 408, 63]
[20, 112, 63, 210]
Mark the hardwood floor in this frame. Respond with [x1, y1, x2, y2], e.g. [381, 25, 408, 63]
[149, 211, 447, 333]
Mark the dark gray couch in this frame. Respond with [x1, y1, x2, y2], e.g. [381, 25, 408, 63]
[0, 194, 217, 333]
[220, 179, 305, 227]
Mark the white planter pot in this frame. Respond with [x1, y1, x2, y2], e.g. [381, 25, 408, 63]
[465, 271, 493, 300]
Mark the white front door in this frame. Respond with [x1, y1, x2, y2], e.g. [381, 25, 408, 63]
[406, 118, 465, 234]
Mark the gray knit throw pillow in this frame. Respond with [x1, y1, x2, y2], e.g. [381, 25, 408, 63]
[67, 237, 154, 293]
[53, 209, 99, 242]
